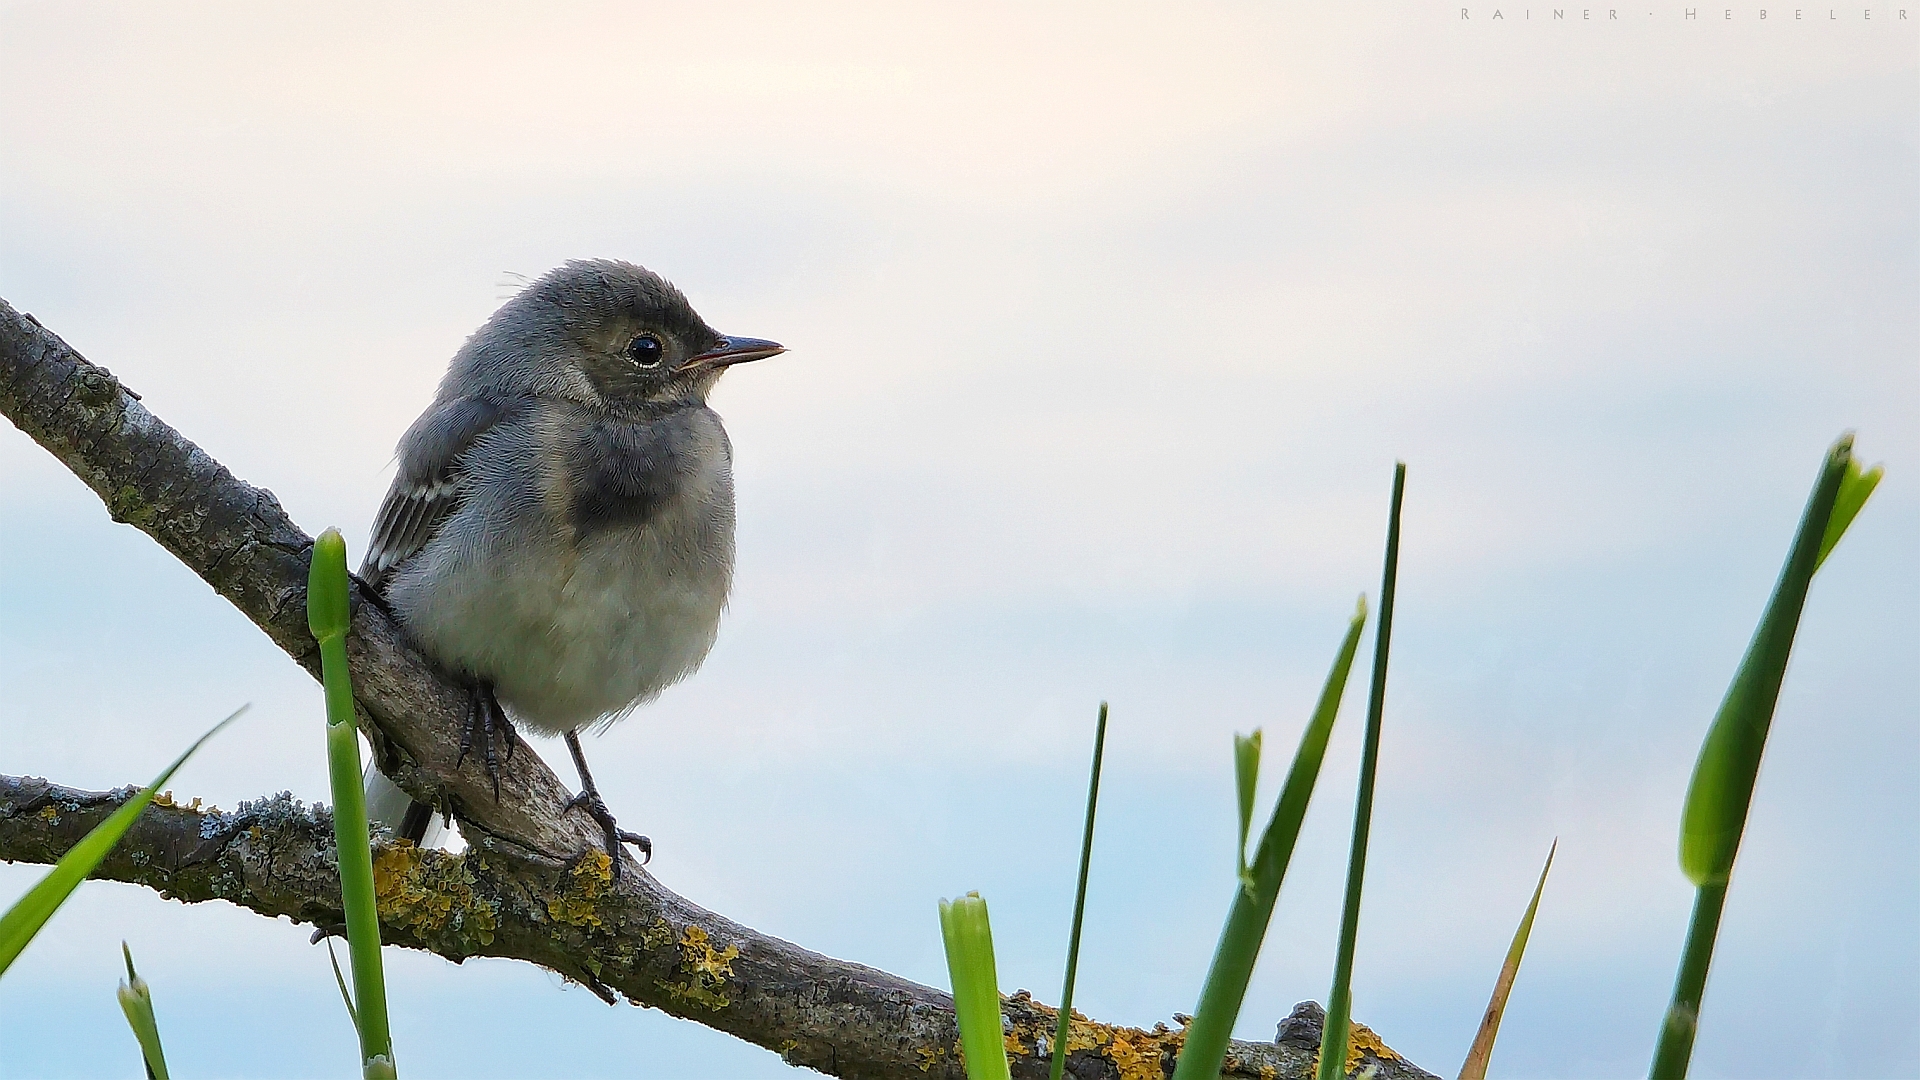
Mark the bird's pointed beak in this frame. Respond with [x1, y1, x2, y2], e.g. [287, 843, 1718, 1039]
[683, 335, 785, 373]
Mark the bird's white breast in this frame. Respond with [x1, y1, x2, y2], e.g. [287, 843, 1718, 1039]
[389, 410, 735, 735]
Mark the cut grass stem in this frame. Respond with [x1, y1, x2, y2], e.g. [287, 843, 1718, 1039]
[309, 528, 396, 1077]
[939, 892, 1012, 1080]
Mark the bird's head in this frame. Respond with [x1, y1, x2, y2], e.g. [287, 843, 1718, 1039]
[454, 259, 783, 408]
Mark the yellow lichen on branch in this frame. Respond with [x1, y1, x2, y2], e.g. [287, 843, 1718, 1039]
[545, 850, 614, 929]
[664, 924, 739, 1011]
[1004, 994, 1185, 1080]
[1309, 1018, 1406, 1078]
[371, 842, 499, 949]
[1346, 1020, 1401, 1066]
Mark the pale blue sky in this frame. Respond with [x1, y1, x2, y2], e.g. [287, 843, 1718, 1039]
[2, 3, 1915, 1077]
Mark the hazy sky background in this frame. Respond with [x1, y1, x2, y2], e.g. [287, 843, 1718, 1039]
[1, 3, 1915, 1077]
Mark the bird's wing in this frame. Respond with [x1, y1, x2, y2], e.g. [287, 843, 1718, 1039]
[360, 395, 508, 589]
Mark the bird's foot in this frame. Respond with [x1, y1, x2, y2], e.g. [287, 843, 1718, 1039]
[564, 790, 652, 880]
[455, 681, 517, 800]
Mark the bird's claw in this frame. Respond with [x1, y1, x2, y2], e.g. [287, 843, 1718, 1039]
[565, 791, 652, 878]
[455, 682, 518, 801]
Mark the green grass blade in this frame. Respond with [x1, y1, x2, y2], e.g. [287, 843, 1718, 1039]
[1170, 595, 1369, 1080]
[0, 707, 245, 977]
[1457, 840, 1556, 1080]
[117, 942, 169, 1080]
[1816, 455, 1881, 571]
[1654, 435, 1873, 1079]
[1234, 729, 1263, 894]
[326, 935, 361, 1032]
[939, 892, 1012, 1080]
[1652, 883, 1726, 1080]
[1679, 437, 1871, 888]
[310, 527, 396, 1077]
[1318, 462, 1406, 1080]
[1049, 703, 1109, 1080]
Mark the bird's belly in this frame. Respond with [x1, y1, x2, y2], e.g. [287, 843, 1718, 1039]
[399, 520, 730, 735]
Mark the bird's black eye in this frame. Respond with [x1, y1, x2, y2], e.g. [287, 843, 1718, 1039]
[628, 334, 664, 368]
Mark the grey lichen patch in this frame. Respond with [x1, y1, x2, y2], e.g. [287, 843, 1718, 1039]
[197, 791, 327, 842]
[372, 842, 498, 951]
[204, 866, 246, 901]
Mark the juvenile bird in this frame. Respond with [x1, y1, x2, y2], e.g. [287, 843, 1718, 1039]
[358, 259, 782, 876]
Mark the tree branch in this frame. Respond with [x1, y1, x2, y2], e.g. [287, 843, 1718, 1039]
[0, 295, 1437, 1080]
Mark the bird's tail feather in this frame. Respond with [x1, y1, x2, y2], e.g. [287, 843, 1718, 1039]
[364, 767, 448, 848]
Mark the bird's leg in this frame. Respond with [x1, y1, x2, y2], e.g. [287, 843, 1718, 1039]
[454, 680, 518, 801]
[563, 730, 652, 879]
[346, 571, 396, 620]
[397, 801, 435, 845]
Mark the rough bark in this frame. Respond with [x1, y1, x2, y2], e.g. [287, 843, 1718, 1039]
[0, 295, 1438, 1080]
